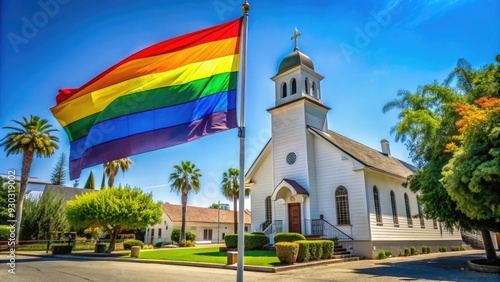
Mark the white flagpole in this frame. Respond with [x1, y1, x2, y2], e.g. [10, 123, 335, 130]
[237, 1, 249, 282]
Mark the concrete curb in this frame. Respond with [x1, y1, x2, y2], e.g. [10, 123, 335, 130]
[468, 259, 500, 274]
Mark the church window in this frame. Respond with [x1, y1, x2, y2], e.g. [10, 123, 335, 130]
[390, 190, 399, 226]
[417, 196, 425, 228]
[335, 186, 350, 225]
[286, 152, 297, 165]
[265, 196, 272, 226]
[291, 78, 297, 94]
[312, 81, 317, 97]
[304, 78, 309, 94]
[404, 193, 413, 227]
[373, 186, 382, 224]
[282, 82, 287, 98]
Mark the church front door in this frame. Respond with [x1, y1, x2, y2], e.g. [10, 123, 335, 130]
[288, 203, 301, 234]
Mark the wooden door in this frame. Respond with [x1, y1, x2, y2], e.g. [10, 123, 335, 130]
[288, 203, 301, 234]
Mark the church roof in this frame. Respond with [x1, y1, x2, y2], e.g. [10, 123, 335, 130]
[277, 50, 314, 74]
[161, 203, 251, 224]
[309, 127, 415, 179]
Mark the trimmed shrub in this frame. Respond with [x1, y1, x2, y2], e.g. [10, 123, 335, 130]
[438, 246, 447, 252]
[123, 239, 144, 250]
[155, 242, 163, 248]
[451, 246, 464, 251]
[421, 246, 431, 254]
[0, 225, 10, 240]
[404, 248, 410, 256]
[245, 233, 270, 250]
[378, 250, 386, 259]
[460, 246, 465, 251]
[398, 249, 403, 257]
[308, 241, 323, 260]
[225, 234, 238, 248]
[274, 232, 306, 244]
[251, 232, 266, 235]
[384, 250, 392, 257]
[275, 242, 299, 264]
[296, 240, 311, 262]
[143, 244, 154, 249]
[179, 240, 196, 247]
[410, 246, 416, 255]
[171, 228, 197, 243]
[321, 240, 334, 259]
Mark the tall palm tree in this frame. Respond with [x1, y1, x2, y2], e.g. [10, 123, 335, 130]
[1, 115, 59, 243]
[221, 168, 250, 233]
[169, 161, 201, 242]
[103, 158, 133, 187]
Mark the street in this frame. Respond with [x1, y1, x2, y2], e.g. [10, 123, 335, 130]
[0, 250, 498, 282]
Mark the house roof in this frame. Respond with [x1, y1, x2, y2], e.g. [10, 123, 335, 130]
[281, 179, 309, 195]
[308, 127, 415, 179]
[161, 204, 251, 224]
[44, 185, 94, 202]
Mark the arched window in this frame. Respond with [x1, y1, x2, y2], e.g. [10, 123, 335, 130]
[374, 186, 382, 224]
[291, 78, 297, 94]
[390, 190, 399, 226]
[312, 81, 317, 97]
[304, 78, 309, 94]
[404, 193, 413, 227]
[265, 196, 272, 225]
[417, 196, 425, 228]
[335, 186, 350, 225]
[282, 82, 287, 98]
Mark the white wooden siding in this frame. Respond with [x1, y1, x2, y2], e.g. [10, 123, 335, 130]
[313, 135, 371, 240]
[249, 151, 274, 232]
[365, 171, 461, 241]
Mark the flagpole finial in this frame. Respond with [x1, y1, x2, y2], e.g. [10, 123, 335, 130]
[242, 1, 250, 14]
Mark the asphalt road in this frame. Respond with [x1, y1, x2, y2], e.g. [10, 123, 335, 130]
[0, 250, 498, 282]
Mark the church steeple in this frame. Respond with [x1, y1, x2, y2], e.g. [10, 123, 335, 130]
[271, 28, 324, 107]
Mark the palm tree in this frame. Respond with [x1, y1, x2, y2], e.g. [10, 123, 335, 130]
[103, 158, 133, 187]
[1, 115, 59, 243]
[169, 161, 202, 242]
[221, 168, 250, 233]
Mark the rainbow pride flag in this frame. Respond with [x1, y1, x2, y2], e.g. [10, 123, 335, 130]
[51, 18, 242, 180]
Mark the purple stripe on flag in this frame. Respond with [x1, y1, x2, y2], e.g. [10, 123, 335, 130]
[69, 109, 237, 179]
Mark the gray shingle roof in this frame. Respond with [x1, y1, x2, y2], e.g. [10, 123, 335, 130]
[44, 185, 94, 202]
[309, 127, 415, 179]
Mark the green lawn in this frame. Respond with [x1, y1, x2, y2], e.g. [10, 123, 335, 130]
[124, 247, 281, 267]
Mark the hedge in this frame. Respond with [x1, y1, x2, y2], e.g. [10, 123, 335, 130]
[438, 246, 447, 252]
[384, 250, 392, 257]
[224, 234, 269, 249]
[274, 232, 306, 244]
[294, 240, 332, 262]
[275, 242, 299, 264]
[321, 240, 334, 259]
[245, 233, 270, 250]
[404, 248, 410, 256]
[378, 250, 386, 259]
[225, 234, 238, 248]
[179, 240, 196, 247]
[410, 246, 416, 255]
[123, 239, 144, 250]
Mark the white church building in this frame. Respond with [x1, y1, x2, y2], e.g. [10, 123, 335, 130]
[245, 41, 462, 259]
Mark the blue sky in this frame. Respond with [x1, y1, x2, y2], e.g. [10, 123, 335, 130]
[1, 0, 499, 210]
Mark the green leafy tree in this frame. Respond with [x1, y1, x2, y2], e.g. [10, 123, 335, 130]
[209, 203, 219, 209]
[383, 56, 500, 262]
[50, 152, 66, 185]
[221, 168, 250, 233]
[100, 171, 106, 189]
[169, 161, 202, 242]
[0, 115, 59, 243]
[441, 97, 500, 262]
[66, 186, 162, 253]
[0, 177, 19, 223]
[83, 171, 95, 189]
[20, 189, 67, 240]
[103, 158, 133, 187]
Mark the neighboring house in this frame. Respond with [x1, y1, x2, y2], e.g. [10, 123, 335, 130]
[245, 47, 463, 259]
[145, 203, 251, 245]
[0, 174, 51, 192]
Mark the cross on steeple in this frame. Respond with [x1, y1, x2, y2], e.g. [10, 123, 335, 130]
[291, 27, 301, 51]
